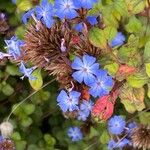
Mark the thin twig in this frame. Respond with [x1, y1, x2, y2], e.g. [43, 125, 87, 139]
[6, 78, 56, 122]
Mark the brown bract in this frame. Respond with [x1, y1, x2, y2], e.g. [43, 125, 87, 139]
[131, 124, 150, 150]
[22, 21, 73, 88]
[22, 20, 101, 88]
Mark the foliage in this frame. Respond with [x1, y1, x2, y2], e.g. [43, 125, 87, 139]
[0, 0, 150, 150]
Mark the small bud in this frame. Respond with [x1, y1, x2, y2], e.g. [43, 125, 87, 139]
[61, 38, 66, 52]
[0, 122, 13, 138]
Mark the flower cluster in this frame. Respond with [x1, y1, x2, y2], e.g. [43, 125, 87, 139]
[0, 0, 134, 145]
[22, 0, 98, 29]
[107, 115, 137, 150]
[2, 36, 36, 80]
[57, 54, 113, 141]
[71, 55, 114, 97]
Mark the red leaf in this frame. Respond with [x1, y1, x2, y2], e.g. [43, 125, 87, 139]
[92, 90, 119, 120]
[118, 65, 136, 76]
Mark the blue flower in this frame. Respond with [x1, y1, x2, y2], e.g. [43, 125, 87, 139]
[68, 127, 83, 142]
[12, 0, 16, 4]
[57, 90, 81, 112]
[110, 32, 125, 47]
[74, 22, 83, 32]
[74, 16, 98, 32]
[108, 140, 117, 150]
[77, 100, 93, 121]
[117, 138, 131, 148]
[77, 110, 89, 121]
[108, 115, 126, 135]
[19, 61, 36, 80]
[5, 36, 24, 60]
[36, 0, 54, 28]
[108, 138, 131, 150]
[80, 100, 93, 115]
[86, 16, 98, 25]
[71, 55, 99, 85]
[54, 0, 78, 20]
[22, 9, 35, 24]
[74, 0, 98, 9]
[89, 70, 114, 98]
[126, 122, 137, 135]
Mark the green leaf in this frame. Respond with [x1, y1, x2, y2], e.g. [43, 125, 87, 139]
[104, 63, 119, 77]
[21, 117, 32, 128]
[103, 26, 117, 42]
[100, 130, 110, 144]
[112, 0, 129, 17]
[144, 41, 150, 63]
[88, 127, 99, 139]
[29, 69, 43, 91]
[89, 27, 107, 48]
[15, 26, 26, 39]
[121, 100, 137, 113]
[15, 140, 27, 150]
[139, 112, 150, 125]
[145, 63, 150, 77]
[118, 35, 141, 67]
[125, 0, 145, 15]
[12, 132, 21, 141]
[127, 71, 148, 88]
[125, 16, 142, 33]
[17, 0, 32, 11]
[119, 83, 145, 113]
[2, 83, 14, 96]
[6, 65, 20, 76]
[23, 104, 35, 115]
[44, 134, 56, 146]
[147, 83, 150, 98]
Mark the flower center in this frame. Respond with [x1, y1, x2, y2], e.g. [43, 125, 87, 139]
[66, 4, 70, 9]
[68, 98, 72, 102]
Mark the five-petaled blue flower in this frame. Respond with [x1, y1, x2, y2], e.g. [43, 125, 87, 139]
[22, 9, 35, 24]
[54, 0, 78, 20]
[57, 90, 81, 112]
[110, 32, 125, 47]
[71, 55, 100, 86]
[89, 70, 114, 98]
[36, 0, 54, 28]
[5, 36, 24, 60]
[19, 61, 36, 80]
[108, 115, 126, 135]
[74, 0, 98, 9]
[67, 127, 83, 142]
